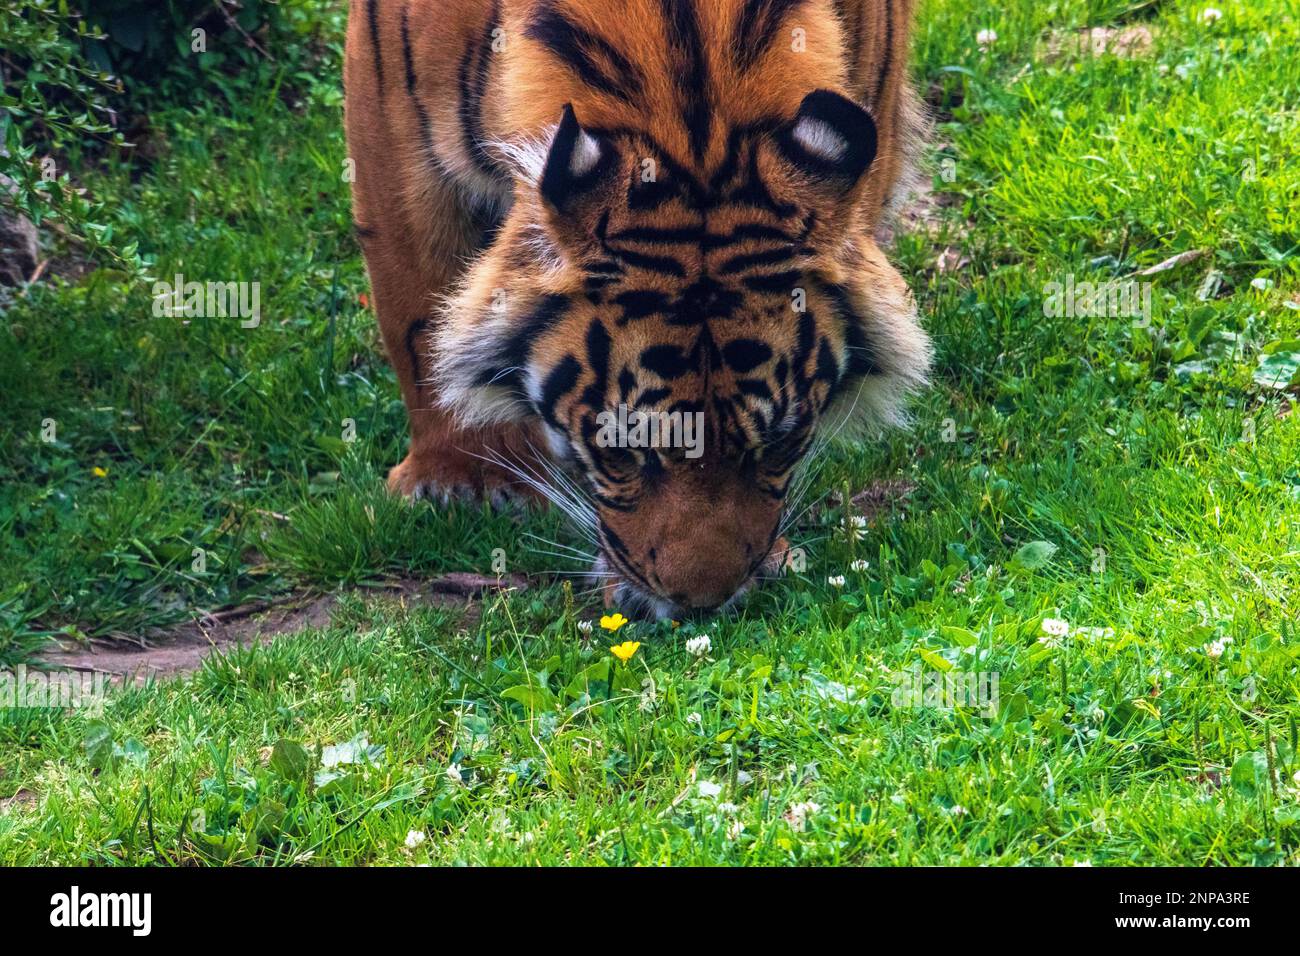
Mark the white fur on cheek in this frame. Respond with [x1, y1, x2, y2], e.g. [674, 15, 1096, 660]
[544, 424, 570, 460]
[486, 125, 556, 187]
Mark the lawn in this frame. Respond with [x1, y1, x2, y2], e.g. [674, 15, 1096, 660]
[1, 0, 1298, 865]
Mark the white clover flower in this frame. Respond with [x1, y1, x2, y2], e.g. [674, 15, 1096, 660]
[1041, 617, 1071, 637]
[698, 780, 723, 799]
[1205, 639, 1225, 660]
[1200, 8, 1222, 24]
[949, 804, 968, 816]
[446, 763, 463, 784]
[976, 28, 998, 47]
[685, 634, 712, 658]
[1072, 860, 1093, 867]
[783, 801, 821, 832]
[827, 574, 846, 588]
[687, 711, 703, 726]
[850, 559, 869, 572]
[718, 802, 740, 815]
[735, 770, 754, 787]
[727, 819, 746, 841]
[846, 515, 868, 540]
[577, 619, 593, 633]
[404, 830, 427, 849]
[1293, 770, 1300, 786]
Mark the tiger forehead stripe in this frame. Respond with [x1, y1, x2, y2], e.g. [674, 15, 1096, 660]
[733, 0, 811, 72]
[525, 1, 647, 105]
[659, 0, 712, 161]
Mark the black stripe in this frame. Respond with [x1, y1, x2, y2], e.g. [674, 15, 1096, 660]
[366, 0, 385, 90]
[721, 339, 774, 373]
[607, 226, 705, 245]
[636, 387, 672, 407]
[833, 0, 865, 89]
[525, 4, 643, 104]
[476, 294, 570, 388]
[398, 2, 432, 154]
[613, 289, 673, 321]
[605, 246, 687, 277]
[400, 4, 416, 95]
[458, 4, 504, 181]
[743, 270, 801, 294]
[640, 343, 694, 380]
[660, 0, 712, 160]
[874, 0, 894, 107]
[717, 247, 797, 275]
[593, 490, 637, 514]
[701, 224, 797, 249]
[585, 319, 612, 398]
[538, 354, 583, 427]
[601, 530, 659, 596]
[734, 0, 806, 72]
[404, 318, 429, 381]
[823, 281, 883, 376]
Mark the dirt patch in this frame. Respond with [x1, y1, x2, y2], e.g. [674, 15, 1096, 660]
[876, 174, 965, 249]
[848, 479, 918, 523]
[35, 573, 528, 685]
[818, 479, 918, 526]
[0, 789, 38, 813]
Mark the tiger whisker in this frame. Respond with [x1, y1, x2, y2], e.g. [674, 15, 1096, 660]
[521, 532, 595, 560]
[471, 445, 598, 545]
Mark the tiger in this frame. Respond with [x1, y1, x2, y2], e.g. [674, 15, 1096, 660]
[344, 0, 931, 617]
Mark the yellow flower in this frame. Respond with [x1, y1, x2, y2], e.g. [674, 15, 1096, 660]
[92, 466, 108, 478]
[600, 612, 629, 632]
[609, 641, 641, 664]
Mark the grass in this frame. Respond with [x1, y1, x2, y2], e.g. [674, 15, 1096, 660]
[1, 0, 1298, 865]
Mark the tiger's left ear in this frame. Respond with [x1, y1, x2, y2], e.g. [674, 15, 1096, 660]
[776, 89, 878, 189]
[539, 104, 617, 212]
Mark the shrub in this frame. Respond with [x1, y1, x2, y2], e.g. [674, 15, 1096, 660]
[0, 0, 337, 279]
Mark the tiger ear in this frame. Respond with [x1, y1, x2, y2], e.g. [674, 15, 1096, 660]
[776, 89, 878, 188]
[539, 104, 617, 211]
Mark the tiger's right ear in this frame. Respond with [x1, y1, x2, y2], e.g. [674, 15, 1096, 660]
[776, 89, 878, 191]
[539, 104, 617, 212]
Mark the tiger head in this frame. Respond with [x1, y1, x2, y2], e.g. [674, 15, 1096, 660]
[434, 15, 928, 617]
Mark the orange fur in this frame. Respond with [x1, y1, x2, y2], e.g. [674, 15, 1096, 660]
[345, 0, 930, 613]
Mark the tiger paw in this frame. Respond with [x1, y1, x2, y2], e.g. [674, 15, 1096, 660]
[385, 435, 547, 510]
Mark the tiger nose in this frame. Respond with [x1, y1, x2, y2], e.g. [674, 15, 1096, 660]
[653, 540, 751, 610]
